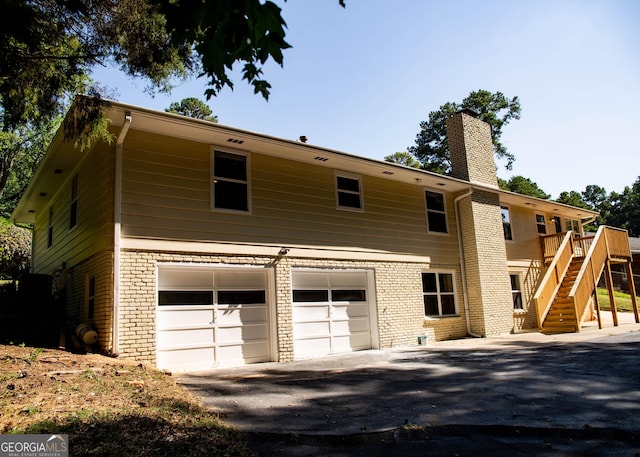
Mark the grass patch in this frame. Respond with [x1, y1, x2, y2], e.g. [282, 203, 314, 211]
[596, 288, 638, 313]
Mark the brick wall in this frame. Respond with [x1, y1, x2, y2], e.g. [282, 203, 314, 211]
[62, 250, 114, 352]
[118, 249, 468, 364]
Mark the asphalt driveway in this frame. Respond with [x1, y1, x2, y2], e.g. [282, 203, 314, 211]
[177, 317, 640, 456]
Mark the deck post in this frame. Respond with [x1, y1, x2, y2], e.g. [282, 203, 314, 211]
[624, 261, 639, 323]
[591, 259, 602, 329]
[605, 259, 618, 326]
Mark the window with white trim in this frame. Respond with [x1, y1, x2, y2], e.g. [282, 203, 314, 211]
[501, 206, 513, 240]
[425, 190, 448, 233]
[510, 274, 523, 311]
[535, 213, 546, 234]
[211, 150, 250, 212]
[422, 271, 456, 317]
[335, 173, 362, 210]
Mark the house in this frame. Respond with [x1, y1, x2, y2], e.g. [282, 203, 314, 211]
[12, 98, 635, 372]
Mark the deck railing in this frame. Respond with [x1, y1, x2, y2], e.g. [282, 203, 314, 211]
[540, 232, 594, 264]
[534, 231, 574, 328]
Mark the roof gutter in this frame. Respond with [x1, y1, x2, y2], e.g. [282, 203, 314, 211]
[454, 188, 482, 338]
[113, 112, 132, 355]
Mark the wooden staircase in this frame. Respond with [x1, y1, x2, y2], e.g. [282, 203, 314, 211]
[535, 226, 638, 334]
[541, 257, 583, 333]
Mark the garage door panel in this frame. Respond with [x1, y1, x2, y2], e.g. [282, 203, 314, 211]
[292, 304, 329, 321]
[159, 270, 214, 288]
[294, 337, 332, 358]
[294, 321, 330, 337]
[157, 308, 214, 328]
[343, 317, 371, 333]
[217, 323, 269, 341]
[331, 304, 368, 320]
[328, 272, 367, 287]
[217, 305, 268, 325]
[157, 328, 214, 349]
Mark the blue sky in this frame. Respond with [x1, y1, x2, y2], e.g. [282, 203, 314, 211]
[92, 0, 640, 199]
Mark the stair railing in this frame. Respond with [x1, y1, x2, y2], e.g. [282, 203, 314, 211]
[568, 226, 631, 325]
[533, 231, 575, 328]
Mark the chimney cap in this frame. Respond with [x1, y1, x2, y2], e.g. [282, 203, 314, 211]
[457, 108, 479, 118]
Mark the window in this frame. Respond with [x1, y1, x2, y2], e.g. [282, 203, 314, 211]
[158, 291, 214, 306]
[510, 274, 523, 311]
[422, 272, 456, 317]
[70, 175, 78, 229]
[535, 213, 546, 234]
[501, 206, 513, 240]
[211, 150, 249, 211]
[335, 173, 362, 210]
[565, 219, 580, 236]
[425, 190, 447, 233]
[218, 290, 266, 304]
[48, 206, 54, 248]
[87, 276, 96, 319]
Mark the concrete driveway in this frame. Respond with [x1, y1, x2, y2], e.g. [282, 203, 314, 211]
[177, 316, 640, 456]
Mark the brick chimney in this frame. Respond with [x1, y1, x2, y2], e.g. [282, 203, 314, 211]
[447, 109, 514, 336]
[446, 109, 498, 187]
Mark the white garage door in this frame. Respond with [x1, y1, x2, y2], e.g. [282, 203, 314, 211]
[156, 267, 272, 372]
[292, 270, 374, 359]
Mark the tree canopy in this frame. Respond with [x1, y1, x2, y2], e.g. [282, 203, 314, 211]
[498, 176, 550, 200]
[0, 0, 346, 216]
[408, 90, 521, 174]
[166, 98, 218, 123]
[384, 152, 421, 168]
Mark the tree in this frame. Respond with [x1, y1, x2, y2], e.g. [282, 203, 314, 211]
[499, 176, 550, 199]
[0, 0, 345, 214]
[166, 98, 218, 122]
[556, 191, 592, 210]
[0, 115, 60, 218]
[408, 90, 521, 174]
[606, 177, 640, 237]
[384, 152, 420, 168]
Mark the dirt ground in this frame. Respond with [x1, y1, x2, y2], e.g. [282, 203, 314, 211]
[0, 344, 253, 456]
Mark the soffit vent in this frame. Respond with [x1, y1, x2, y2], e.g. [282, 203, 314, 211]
[314, 156, 329, 162]
[227, 138, 244, 144]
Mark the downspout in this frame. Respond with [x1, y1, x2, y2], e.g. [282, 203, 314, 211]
[454, 187, 482, 338]
[113, 112, 132, 354]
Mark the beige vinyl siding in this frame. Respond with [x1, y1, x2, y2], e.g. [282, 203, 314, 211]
[32, 141, 115, 275]
[504, 205, 545, 263]
[120, 131, 460, 263]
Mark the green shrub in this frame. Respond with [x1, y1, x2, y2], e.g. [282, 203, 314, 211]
[0, 218, 31, 279]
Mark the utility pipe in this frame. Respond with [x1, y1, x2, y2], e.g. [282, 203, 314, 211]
[454, 188, 482, 338]
[112, 112, 132, 354]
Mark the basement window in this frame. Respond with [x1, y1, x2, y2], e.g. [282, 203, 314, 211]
[422, 271, 456, 317]
[510, 274, 523, 311]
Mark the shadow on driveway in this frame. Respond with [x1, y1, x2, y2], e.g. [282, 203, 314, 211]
[177, 329, 640, 456]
